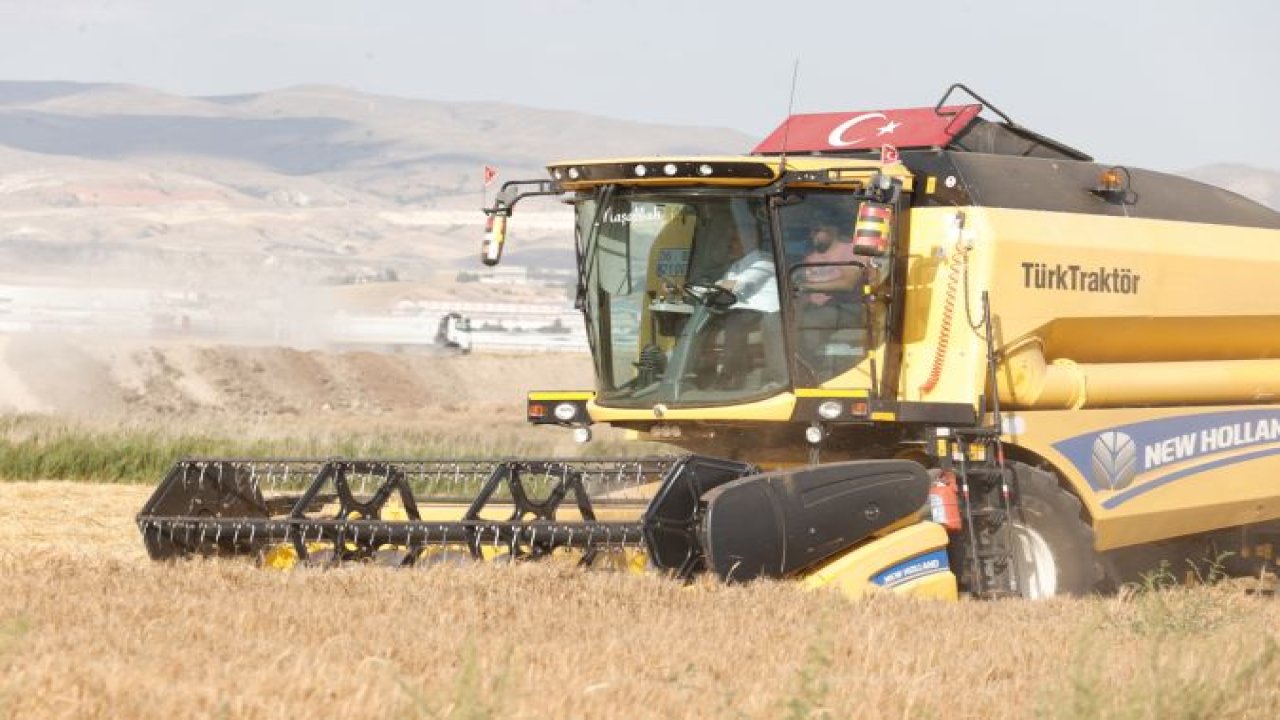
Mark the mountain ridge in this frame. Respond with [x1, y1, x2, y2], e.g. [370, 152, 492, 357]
[0, 80, 1275, 285]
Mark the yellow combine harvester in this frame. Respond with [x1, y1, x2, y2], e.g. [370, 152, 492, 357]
[139, 85, 1280, 599]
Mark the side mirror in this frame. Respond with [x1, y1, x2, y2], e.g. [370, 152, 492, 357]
[481, 214, 508, 266]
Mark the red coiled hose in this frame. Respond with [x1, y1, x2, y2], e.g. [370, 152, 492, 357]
[919, 236, 968, 395]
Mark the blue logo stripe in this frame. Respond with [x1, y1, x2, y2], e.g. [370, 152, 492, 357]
[1101, 445, 1280, 509]
[870, 549, 949, 588]
[1053, 409, 1280, 492]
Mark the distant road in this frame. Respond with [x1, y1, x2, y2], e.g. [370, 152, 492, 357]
[0, 283, 588, 353]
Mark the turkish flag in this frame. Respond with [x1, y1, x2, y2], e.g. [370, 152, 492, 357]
[483, 165, 499, 187]
[880, 144, 900, 165]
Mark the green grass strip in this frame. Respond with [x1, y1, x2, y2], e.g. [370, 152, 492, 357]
[0, 417, 561, 484]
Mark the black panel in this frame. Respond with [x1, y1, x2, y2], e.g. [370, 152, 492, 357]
[949, 118, 1092, 161]
[562, 161, 776, 183]
[948, 153, 1280, 230]
[642, 455, 759, 577]
[698, 459, 930, 581]
[896, 402, 978, 425]
[900, 151, 971, 207]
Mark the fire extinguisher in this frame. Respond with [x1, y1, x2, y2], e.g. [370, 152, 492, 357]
[928, 470, 962, 531]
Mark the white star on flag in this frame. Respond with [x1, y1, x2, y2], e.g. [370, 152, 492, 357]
[876, 120, 902, 136]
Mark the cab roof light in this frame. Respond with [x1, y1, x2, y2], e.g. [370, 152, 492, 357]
[547, 161, 775, 183]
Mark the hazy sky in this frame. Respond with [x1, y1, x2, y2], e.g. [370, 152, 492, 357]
[1, 0, 1276, 172]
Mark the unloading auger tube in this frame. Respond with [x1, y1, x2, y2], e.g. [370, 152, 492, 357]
[136, 454, 934, 582]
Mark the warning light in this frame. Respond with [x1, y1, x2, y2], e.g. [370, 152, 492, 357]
[853, 202, 893, 257]
[1093, 166, 1132, 203]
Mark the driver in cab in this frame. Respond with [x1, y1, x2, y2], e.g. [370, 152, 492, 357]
[715, 230, 785, 387]
[795, 219, 872, 373]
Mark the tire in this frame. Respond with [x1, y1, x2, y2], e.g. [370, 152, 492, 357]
[1010, 463, 1103, 598]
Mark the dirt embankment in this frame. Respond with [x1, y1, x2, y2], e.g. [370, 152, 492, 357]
[0, 335, 596, 437]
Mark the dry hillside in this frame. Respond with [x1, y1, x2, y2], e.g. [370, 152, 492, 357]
[0, 81, 756, 282]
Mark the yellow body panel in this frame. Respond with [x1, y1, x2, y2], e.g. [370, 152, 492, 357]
[587, 392, 797, 423]
[984, 209, 1280, 355]
[900, 206, 1280, 407]
[802, 522, 957, 600]
[794, 388, 869, 398]
[898, 206, 990, 407]
[528, 391, 594, 401]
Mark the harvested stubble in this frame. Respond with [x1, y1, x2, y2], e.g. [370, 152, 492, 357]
[2, 482, 1280, 720]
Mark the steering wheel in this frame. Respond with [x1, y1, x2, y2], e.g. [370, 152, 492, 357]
[680, 281, 738, 310]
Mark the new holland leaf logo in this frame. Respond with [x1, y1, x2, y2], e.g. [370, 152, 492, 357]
[1091, 431, 1137, 490]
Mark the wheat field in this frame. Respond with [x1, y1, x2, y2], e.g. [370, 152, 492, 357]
[1, 481, 1278, 720]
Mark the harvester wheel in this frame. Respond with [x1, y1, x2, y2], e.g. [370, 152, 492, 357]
[1010, 463, 1102, 598]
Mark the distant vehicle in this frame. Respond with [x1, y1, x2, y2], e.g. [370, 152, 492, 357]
[435, 312, 472, 354]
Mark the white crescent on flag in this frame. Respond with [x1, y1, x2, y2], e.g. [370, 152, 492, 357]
[826, 113, 887, 147]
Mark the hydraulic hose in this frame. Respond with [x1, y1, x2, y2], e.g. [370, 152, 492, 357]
[920, 214, 969, 395]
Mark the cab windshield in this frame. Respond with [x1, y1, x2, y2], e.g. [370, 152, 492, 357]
[582, 189, 785, 407]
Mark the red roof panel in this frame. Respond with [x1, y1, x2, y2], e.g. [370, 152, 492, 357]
[752, 104, 983, 154]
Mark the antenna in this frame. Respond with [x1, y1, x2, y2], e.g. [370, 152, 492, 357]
[777, 58, 800, 174]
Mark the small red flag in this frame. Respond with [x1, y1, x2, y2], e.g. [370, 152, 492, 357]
[483, 165, 499, 187]
[880, 144, 900, 166]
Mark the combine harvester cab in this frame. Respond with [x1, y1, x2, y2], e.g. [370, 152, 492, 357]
[142, 84, 1280, 600]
